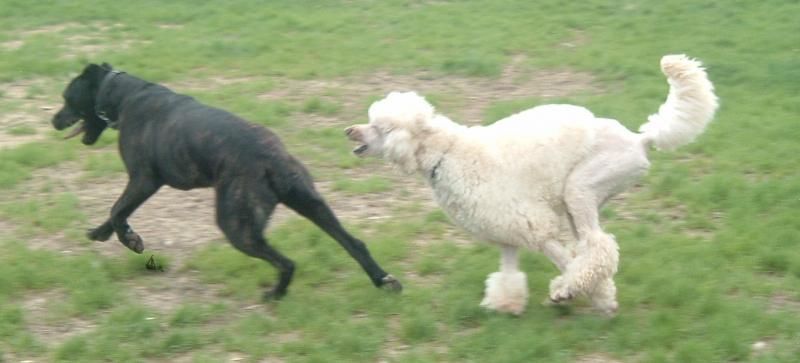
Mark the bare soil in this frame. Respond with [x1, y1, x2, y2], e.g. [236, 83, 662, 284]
[0, 78, 59, 148]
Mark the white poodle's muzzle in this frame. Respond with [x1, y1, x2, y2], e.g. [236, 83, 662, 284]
[345, 125, 380, 157]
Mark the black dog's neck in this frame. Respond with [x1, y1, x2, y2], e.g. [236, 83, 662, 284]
[95, 69, 126, 129]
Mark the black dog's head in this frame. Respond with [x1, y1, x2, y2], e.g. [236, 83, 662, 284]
[52, 63, 113, 145]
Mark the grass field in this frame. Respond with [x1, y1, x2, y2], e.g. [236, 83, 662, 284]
[1, 1, 799, 362]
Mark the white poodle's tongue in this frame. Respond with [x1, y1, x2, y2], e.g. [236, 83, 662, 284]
[63, 121, 86, 139]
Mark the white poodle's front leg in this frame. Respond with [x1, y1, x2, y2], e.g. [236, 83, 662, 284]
[480, 245, 529, 315]
[589, 278, 618, 315]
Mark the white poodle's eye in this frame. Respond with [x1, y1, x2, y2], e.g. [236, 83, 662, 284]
[373, 124, 394, 135]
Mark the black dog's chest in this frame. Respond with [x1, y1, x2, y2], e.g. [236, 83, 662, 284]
[119, 133, 214, 190]
[159, 163, 213, 190]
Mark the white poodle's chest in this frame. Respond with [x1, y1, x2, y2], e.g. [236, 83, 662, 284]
[430, 174, 570, 247]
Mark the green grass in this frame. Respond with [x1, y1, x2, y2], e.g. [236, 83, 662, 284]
[6, 125, 37, 135]
[332, 175, 393, 194]
[301, 96, 341, 116]
[0, 193, 85, 234]
[0, 141, 77, 188]
[83, 151, 125, 178]
[2, 0, 800, 362]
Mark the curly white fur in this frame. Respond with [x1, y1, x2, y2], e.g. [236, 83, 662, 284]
[346, 55, 718, 315]
[481, 271, 529, 315]
[639, 54, 719, 150]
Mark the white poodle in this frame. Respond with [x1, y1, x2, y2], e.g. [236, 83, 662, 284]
[345, 55, 718, 315]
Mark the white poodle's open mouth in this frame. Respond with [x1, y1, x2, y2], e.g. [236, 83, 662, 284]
[345, 126, 369, 156]
[352, 144, 368, 156]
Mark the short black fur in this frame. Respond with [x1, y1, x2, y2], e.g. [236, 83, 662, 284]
[52, 63, 401, 299]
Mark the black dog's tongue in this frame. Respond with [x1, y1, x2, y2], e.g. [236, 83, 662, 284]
[63, 121, 86, 139]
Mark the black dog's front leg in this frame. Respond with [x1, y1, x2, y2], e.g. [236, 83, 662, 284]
[89, 176, 162, 254]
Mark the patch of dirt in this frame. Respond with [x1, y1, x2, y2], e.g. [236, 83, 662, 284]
[315, 167, 438, 222]
[157, 24, 184, 30]
[575, 353, 624, 363]
[125, 273, 228, 315]
[165, 76, 263, 92]
[259, 54, 600, 125]
[10, 148, 415, 284]
[17, 23, 76, 37]
[609, 186, 721, 241]
[18, 160, 240, 264]
[559, 29, 591, 50]
[4, 22, 144, 60]
[0, 78, 60, 149]
[61, 29, 148, 60]
[21, 290, 98, 348]
[0, 39, 24, 51]
[768, 293, 800, 313]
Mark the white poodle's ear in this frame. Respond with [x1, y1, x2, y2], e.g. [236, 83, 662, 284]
[382, 129, 419, 174]
[371, 92, 435, 133]
[401, 92, 435, 131]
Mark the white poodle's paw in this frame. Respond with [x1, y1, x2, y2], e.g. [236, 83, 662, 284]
[592, 298, 618, 316]
[548, 275, 577, 303]
[589, 278, 619, 316]
[480, 271, 529, 315]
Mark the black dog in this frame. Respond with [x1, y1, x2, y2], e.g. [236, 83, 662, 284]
[52, 63, 401, 299]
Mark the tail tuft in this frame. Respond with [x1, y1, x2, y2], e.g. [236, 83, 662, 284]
[639, 54, 719, 151]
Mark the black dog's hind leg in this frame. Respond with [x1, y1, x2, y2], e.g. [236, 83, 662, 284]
[87, 220, 113, 242]
[215, 182, 295, 300]
[280, 182, 402, 292]
[88, 176, 162, 253]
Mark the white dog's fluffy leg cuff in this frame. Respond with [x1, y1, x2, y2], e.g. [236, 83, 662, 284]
[589, 278, 619, 315]
[480, 271, 529, 315]
[550, 231, 619, 301]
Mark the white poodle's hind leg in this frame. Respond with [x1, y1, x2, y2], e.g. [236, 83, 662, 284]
[550, 145, 647, 309]
[549, 229, 619, 303]
[480, 246, 529, 315]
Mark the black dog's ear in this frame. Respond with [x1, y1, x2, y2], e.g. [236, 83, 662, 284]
[80, 63, 105, 79]
[101, 62, 113, 70]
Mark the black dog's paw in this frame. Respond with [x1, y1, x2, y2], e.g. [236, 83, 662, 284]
[262, 289, 287, 301]
[87, 225, 114, 241]
[380, 274, 403, 293]
[121, 230, 145, 254]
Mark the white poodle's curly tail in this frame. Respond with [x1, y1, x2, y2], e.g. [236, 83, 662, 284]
[639, 54, 719, 151]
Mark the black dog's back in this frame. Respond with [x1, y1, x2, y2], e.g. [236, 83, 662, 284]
[106, 77, 290, 191]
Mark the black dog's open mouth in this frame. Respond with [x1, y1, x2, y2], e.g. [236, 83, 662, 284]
[63, 120, 86, 139]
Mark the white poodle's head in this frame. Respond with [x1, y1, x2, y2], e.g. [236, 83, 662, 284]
[345, 91, 435, 173]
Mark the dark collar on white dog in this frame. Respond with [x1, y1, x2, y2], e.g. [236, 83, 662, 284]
[95, 70, 125, 129]
[429, 157, 444, 182]
[428, 142, 454, 185]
